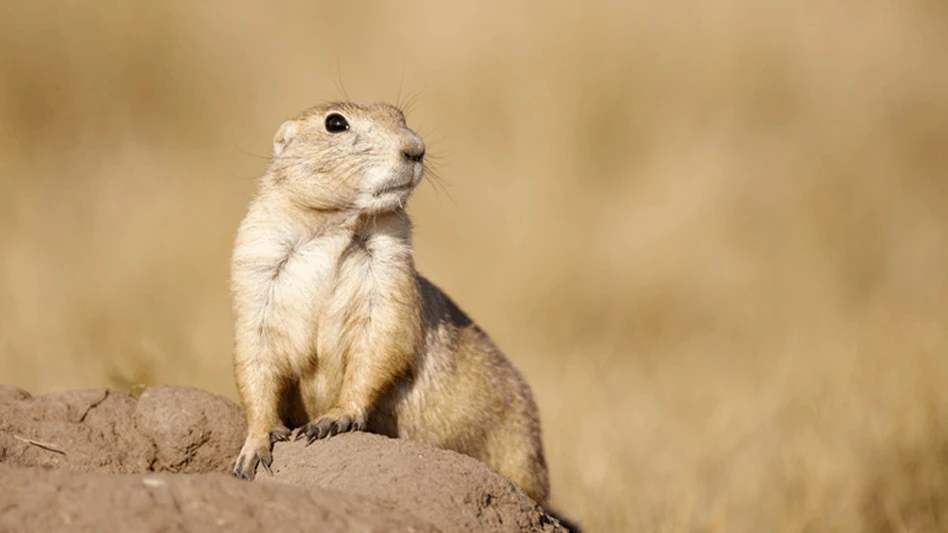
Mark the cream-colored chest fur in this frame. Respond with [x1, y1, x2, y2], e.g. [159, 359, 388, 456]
[231, 206, 350, 378]
[231, 202, 416, 405]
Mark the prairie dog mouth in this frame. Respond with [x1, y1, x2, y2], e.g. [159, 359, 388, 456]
[373, 181, 413, 197]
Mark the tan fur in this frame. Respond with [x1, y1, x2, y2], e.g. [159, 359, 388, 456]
[230, 102, 550, 505]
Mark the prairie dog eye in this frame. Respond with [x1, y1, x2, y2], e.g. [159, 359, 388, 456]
[325, 113, 349, 133]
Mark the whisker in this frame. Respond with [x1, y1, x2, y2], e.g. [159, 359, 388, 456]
[234, 145, 272, 160]
[422, 162, 456, 206]
[227, 172, 265, 182]
[332, 59, 351, 102]
[400, 85, 427, 117]
[395, 70, 407, 112]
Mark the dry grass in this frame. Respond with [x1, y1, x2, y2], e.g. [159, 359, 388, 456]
[2, 1, 947, 531]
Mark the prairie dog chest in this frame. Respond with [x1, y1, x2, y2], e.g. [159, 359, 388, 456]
[278, 237, 343, 305]
[329, 227, 414, 313]
[231, 221, 351, 369]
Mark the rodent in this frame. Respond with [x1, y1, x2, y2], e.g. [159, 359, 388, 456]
[229, 101, 550, 505]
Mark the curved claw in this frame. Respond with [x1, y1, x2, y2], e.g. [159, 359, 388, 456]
[269, 426, 292, 444]
[232, 444, 274, 481]
[232, 453, 258, 480]
[298, 412, 366, 446]
[260, 452, 273, 474]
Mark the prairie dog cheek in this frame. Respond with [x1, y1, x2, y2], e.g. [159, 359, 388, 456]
[361, 165, 393, 193]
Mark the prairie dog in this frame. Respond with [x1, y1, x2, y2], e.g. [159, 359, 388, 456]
[230, 102, 550, 504]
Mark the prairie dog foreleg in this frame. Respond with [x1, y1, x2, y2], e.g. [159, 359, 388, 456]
[232, 340, 293, 479]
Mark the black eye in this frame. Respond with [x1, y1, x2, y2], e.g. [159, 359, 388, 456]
[325, 113, 349, 133]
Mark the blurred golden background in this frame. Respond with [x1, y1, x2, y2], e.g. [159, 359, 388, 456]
[2, 1, 947, 531]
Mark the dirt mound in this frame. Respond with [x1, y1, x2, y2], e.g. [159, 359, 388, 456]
[134, 385, 246, 473]
[266, 433, 567, 533]
[0, 464, 437, 532]
[0, 384, 244, 473]
[0, 384, 571, 532]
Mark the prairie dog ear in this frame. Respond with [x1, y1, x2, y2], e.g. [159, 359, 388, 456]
[272, 120, 299, 158]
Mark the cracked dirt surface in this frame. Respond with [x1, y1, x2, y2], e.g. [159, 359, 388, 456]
[0, 384, 243, 474]
[0, 385, 571, 532]
[0, 464, 437, 533]
[134, 385, 246, 473]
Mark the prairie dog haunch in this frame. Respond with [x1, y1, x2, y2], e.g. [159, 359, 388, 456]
[230, 102, 550, 504]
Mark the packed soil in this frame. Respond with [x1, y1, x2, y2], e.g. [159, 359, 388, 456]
[0, 384, 570, 532]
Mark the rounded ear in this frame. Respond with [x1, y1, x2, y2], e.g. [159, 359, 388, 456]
[272, 120, 299, 158]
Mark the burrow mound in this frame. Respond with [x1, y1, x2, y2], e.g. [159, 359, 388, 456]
[0, 384, 569, 533]
[0, 384, 245, 474]
[267, 433, 564, 533]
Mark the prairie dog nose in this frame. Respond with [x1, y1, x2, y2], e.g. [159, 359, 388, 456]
[401, 134, 426, 163]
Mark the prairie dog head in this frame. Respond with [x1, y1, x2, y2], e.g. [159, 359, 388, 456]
[269, 102, 426, 214]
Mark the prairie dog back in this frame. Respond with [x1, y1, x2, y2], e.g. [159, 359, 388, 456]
[230, 102, 550, 505]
